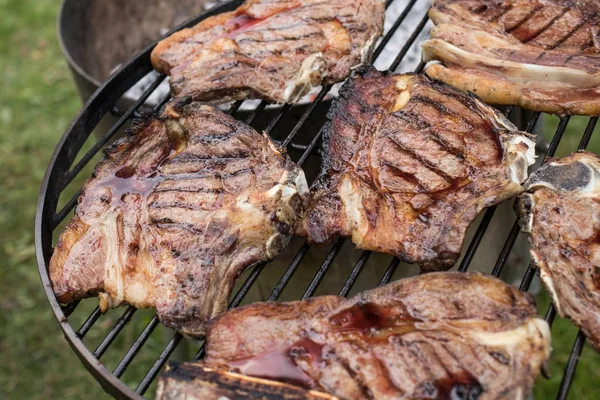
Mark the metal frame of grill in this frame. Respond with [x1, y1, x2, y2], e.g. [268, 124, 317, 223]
[34, 0, 598, 398]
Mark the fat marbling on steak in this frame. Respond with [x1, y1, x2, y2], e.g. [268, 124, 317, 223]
[517, 151, 600, 351]
[156, 272, 551, 400]
[298, 67, 536, 271]
[151, 0, 385, 104]
[49, 99, 308, 337]
[423, 0, 600, 116]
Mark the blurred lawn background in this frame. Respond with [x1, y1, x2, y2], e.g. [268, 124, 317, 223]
[0, 0, 599, 399]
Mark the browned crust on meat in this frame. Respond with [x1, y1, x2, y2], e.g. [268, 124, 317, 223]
[150, 0, 385, 103]
[298, 66, 534, 271]
[424, 0, 600, 116]
[158, 272, 550, 400]
[151, 12, 235, 74]
[518, 151, 600, 351]
[155, 363, 336, 400]
[425, 62, 600, 116]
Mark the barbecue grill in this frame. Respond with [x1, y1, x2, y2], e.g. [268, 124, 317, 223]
[35, 0, 598, 398]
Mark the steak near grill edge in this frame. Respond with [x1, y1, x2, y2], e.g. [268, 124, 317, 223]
[151, 0, 385, 104]
[49, 98, 308, 337]
[423, 0, 600, 116]
[518, 151, 600, 351]
[156, 272, 551, 400]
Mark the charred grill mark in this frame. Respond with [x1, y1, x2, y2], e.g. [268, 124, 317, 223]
[391, 110, 430, 131]
[411, 95, 459, 118]
[160, 168, 253, 181]
[154, 187, 224, 194]
[489, 350, 510, 365]
[236, 31, 322, 44]
[427, 81, 481, 112]
[386, 135, 456, 185]
[149, 199, 219, 211]
[369, 348, 401, 393]
[390, 111, 467, 162]
[309, 13, 355, 23]
[381, 161, 428, 192]
[407, 341, 435, 380]
[221, 167, 253, 177]
[471, 4, 488, 14]
[426, 129, 466, 161]
[243, 21, 311, 34]
[154, 221, 206, 235]
[189, 130, 241, 145]
[547, 20, 587, 50]
[396, 108, 469, 158]
[523, 8, 569, 44]
[536, 51, 547, 61]
[391, 338, 421, 383]
[505, 5, 545, 33]
[169, 154, 251, 162]
[580, 38, 594, 51]
[337, 356, 376, 400]
[207, 59, 259, 74]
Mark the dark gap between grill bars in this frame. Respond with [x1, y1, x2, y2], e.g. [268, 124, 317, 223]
[43, 0, 598, 398]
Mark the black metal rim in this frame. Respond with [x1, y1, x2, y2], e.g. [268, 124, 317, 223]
[35, 0, 598, 398]
[36, 1, 245, 399]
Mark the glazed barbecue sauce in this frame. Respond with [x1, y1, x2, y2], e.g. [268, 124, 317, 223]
[224, 303, 483, 398]
[81, 121, 186, 213]
[226, 302, 421, 390]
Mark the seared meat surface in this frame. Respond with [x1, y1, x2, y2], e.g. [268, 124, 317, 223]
[423, 0, 600, 116]
[298, 67, 535, 271]
[157, 272, 551, 400]
[49, 99, 308, 337]
[151, 0, 385, 104]
[156, 364, 336, 400]
[517, 151, 600, 351]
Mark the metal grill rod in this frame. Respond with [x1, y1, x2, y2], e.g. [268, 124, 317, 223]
[339, 251, 373, 297]
[379, 258, 401, 286]
[113, 316, 160, 378]
[93, 306, 137, 359]
[373, 0, 420, 60]
[557, 331, 586, 400]
[389, 12, 430, 72]
[135, 333, 182, 395]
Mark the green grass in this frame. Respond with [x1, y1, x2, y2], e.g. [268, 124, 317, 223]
[0, 1, 598, 398]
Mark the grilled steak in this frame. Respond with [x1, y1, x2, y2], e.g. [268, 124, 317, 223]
[156, 364, 336, 400]
[49, 99, 308, 337]
[156, 272, 551, 400]
[298, 67, 536, 271]
[517, 151, 600, 351]
[422, 0, 600, 116]
[151, 0, 385, 104]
